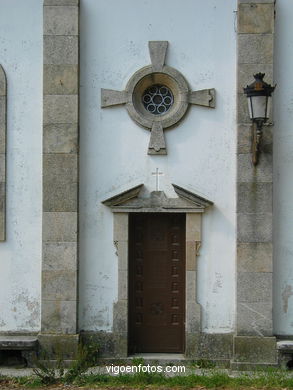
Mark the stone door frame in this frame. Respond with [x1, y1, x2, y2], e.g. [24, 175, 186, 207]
[112, 211, 202, 357]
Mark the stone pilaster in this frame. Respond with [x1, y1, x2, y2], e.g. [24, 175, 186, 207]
[41, 0, 79, 353]
[0, 66, 6, 241]
[234, 0, 276, 367]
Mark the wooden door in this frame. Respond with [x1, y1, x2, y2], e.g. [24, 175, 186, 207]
[128, 213, 185, 353]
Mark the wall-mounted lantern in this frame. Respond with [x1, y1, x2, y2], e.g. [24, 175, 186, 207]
[244, 73, 275, 165]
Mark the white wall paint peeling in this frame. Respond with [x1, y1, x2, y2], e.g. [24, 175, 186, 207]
[0, 0, 42, 332]
[79, 0, 237, 333]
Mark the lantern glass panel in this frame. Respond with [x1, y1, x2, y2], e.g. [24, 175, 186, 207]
[250, 95, 269, 120]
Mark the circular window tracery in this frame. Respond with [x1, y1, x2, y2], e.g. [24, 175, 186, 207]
[142, 84, 174, 115]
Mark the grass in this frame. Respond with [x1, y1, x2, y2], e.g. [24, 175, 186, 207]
[2, 367, 293, 389]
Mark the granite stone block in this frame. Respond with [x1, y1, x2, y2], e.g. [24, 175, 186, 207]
[238, 4, 274, 34]
[43, 212, 77, 242]
[237, 242, 272, 272]
[117, 241, 128, 271]
[42, 270, 77, 301]
[186, 241, 196, 271]
[38, 334, 79, 360]
[186, 301, 201, 332]
[113, 213, 128, 241]
[0, 154, 5, 182]
[43, 242, 77, 271]
[237, 272, 272, 302]
[186, 213, 201, 241]
[237, 301, 273, 336]
[41, 300, 77, 334]
[44, 36, 78, 65]
[237, 212, 272, 242]
[0, 98, 6, 154]
[44, 6, 78, 36]
[43, 153, 78, 180]
[0, 66, 6, 96]
[237, 182, 272, 213]
[43, 123, 78, 154]
[118, 271, 127, 300]
[186, 270, 196, 301]
[44, 65, 78, 95]
[43, 153, 78, 212]
[237, 153, 272, 183]
[237, 124, 251, 154]
[113, 300, 127, 333]
[43, 181, 77, 212]
[239, 0, 275, 4]
[189, 333, 233, 360]
[44, 95, 78, 125]
[44, 0, 79, 5]
[238, 34, 274, 64]
[237, 92, 251, 124]
[0, 212, 4, 241]
[234, 336, 276, 363]
[0, 182, 4, 212]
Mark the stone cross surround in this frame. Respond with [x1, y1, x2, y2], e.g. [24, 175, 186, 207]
[0, 65, 6, 241]
[233, 0, 276, 368]
[40, 0, 80, 359]
[101, 41, 215, 155]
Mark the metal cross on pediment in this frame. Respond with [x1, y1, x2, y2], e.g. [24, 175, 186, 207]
[101, 41, 215, 155]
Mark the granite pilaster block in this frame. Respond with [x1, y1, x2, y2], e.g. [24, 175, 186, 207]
[234, 336, 276, 363]
[41, 300, 77, 334]
[43, 95, 78, 124]
[237, 272, 272, 303]
[0, 212, 4, 241]
[0, 98, 6, 154]
[42, 270, 77, 301]
[44, 6, 78, 36]
[237, 182, 272, 213]
[237, 301, 273, 336]
[237, 212, 272, 242]
[118, 271, 127, 300]
[0, 154, 5, 182]
[237, 153, 272, 183]
[38, 334, 79, 360]
[237, 242, 273, 272]
[238, 3, 274, 34]
[113, 300, 127, 333]
[238, 34, 274, 64]
[43, 242, 77, 271]
[44, 65, 78, 95]
[44, 36, 78, 65]
[43, 124, 78, 154]
[0, 65, 6, 96]
[44, 0, 79, 5]
[43, 212, 77, 242]
[186, 302, 201, 332]
[43, 153, 78, 212]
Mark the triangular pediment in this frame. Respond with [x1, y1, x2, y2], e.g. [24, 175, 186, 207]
[102, 184, 213, 213]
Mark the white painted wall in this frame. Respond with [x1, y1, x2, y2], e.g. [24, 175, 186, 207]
[273, 0, 293, 335]
[0, 0, 42, 332]
[79, 0, 237, 332]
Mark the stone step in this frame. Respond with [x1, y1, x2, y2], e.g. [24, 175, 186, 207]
[277, 340, 293, 352]
[0, 336, 38, 350]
